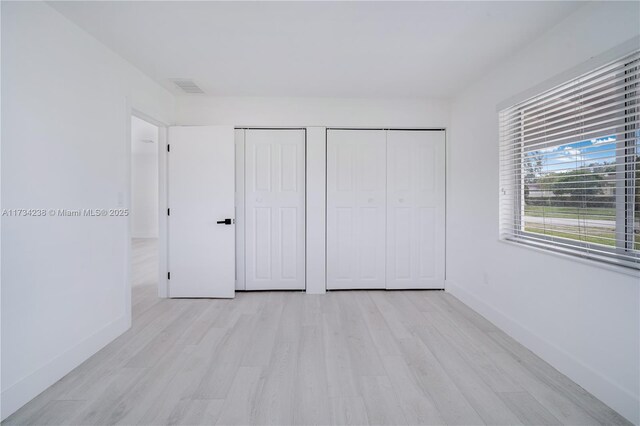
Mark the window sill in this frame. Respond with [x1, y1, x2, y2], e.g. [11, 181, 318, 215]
[498, 238, 640, 279]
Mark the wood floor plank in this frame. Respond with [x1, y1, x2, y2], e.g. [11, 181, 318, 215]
[407, 294, 524, 394]
[251, 341, 298, 425]
[368, 291, 413, 339]
[432, 291, 500, 332]
[114, 345, 198, 425]
[293, 325, 331, 425]
[357, 293, 402, 357]
[240, 292, 285, 367]
[1, 374, 86, 426]
[61, 301, 189, 401]
[408, 294, 524, 400]
[381, 355, 445, 425]
[275, 292, 304, 343]
[13, 400, 86, 426]
[322, 294, 361, 399]
[175, 302, 224, 346]
[215, 367, 264, 425]
[338, 293, 387, 377]
[125, 300, 205, 368]
[412, 312, 523, 425]
[488, 329, 632, 426]
[499, 391, 562, 426]
[68, 367, 148, 425]
[396, 336, 485, 425]
[75, 333, 194, 426]
[192, 314, 257, 399]
[359, 375, 407, 426]
[136, 328, 227, 425]
[329, 396, 370, 426]
[489, 351, 603, 425]
[164, 399, 224, 426]
[420, 292, 506, 354]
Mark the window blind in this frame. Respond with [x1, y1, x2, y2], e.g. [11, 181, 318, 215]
[499, 49, 640, 270]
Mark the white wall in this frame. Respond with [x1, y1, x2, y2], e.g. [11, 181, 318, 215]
[176, 96, 450, 128]
[131, 116, 159, 239]
[447, 2, 640, 424]
[1, 2, 175, 420]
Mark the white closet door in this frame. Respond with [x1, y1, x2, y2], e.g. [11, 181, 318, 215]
[245, 129, 305, 290]
[168, 126, 235, 298]
[386, 130, 445, 289]
[326, 129, 386, 289]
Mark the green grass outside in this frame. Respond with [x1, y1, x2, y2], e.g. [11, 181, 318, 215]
[525, 225, 640, 250]
[524, 205, 615, 220]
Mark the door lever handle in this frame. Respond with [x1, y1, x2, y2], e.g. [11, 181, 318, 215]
[217, 218, 233, 225]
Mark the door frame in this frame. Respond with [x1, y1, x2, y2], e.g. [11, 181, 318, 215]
[235, 127, 308, 291]
[129, 109, 169, 299]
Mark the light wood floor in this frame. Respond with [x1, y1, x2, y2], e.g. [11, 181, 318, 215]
[3, 240, 630, 425]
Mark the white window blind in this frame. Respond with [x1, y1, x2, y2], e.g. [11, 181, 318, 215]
[499, 49, 640, 270]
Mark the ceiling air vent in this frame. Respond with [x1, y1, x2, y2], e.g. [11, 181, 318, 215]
[171, 79, 205, 94]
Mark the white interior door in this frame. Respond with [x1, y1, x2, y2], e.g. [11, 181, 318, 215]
[245, 129, 306, 290]
[168, 126, 235, 298]
[326, 129, 386, 289]
[386, 130, 445, 289]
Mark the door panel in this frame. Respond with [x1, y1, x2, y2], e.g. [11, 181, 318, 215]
[168, 126, 235, 298]
[386, 130, 445, 289]
[326, 129, 386, 289]
[245, 129, 305, 290]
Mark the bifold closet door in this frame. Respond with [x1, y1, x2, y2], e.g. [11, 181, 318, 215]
[326, 130, 386, 289]
[245, 129, 305, 290]
[386, 130, 445, 289]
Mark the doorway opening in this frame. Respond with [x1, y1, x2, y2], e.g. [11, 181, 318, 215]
[130, 115, 160, 306]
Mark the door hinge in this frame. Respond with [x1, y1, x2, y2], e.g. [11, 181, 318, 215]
[167, 144, 170, 152]
[168, 272, 171, 280]
[167, 208, 170, 216]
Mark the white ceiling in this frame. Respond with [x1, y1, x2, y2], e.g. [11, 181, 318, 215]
[49, 1, 584, 98]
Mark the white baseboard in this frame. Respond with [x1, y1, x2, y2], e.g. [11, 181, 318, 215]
[445, 281, 639, 425]
[1, 315, 129, 421]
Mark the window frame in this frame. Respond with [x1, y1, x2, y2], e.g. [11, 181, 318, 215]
[500, 50, 639, 271]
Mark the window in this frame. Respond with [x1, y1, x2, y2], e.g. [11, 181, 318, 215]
[499, 50, 640, 270]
